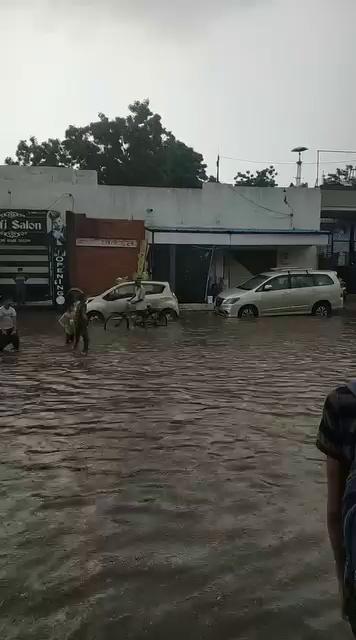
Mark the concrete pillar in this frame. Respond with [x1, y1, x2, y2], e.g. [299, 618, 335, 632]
[214, 252, 224, 280]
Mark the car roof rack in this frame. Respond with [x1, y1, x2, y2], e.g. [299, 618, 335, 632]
[270, 267, 312, 272]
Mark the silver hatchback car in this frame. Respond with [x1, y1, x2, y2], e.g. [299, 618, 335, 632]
[87, 281, 179, 322]
[215, 269, 343, 318]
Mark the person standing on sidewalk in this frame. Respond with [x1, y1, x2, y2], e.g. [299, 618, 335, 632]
[0, 299, 19, 351]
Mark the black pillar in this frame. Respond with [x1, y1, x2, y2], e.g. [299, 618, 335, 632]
[169, 244, 176, 292]
[350, 224, 355, 265]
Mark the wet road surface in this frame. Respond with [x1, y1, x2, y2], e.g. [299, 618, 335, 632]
[1, 311, 355, 639]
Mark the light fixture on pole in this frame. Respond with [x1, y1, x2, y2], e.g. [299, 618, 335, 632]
[291, 146, 308, 186]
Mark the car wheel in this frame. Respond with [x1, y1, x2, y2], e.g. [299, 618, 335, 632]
[162, 308, 178, 321]
[238, 305, 259, 319]
[87, 311, 105, 323]
[156, 311, 168, 326]
[104, 313, 128, 331]
[312, 301, 331, 317]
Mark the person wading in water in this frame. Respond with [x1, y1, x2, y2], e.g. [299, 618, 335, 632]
[317, 382, 356, 636]
[73, 292, 89, 354]
[14, 267, 27, 307]
[0, 299, 19, 351]
[59, 306, 75, 344]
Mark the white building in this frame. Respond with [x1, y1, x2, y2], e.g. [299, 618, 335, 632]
[0, 166, 327, 303]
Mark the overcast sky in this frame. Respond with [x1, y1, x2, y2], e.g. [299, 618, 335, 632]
[2, 0, 356, 186]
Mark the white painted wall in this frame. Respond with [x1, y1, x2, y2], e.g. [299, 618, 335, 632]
[0, 166, 322, 233]
[152, 231, 327, 246]
[277, 246, 317, 268]
[0, 165, 97, 185]
[227, 260, 253, 287]
[200, 183, 321, 231]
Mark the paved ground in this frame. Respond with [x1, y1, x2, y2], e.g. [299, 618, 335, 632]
[0, 311, 355, 639]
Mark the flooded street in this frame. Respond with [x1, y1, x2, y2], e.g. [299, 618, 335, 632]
[1, 311, 356, 639]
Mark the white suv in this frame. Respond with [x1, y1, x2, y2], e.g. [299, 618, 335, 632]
[87, 281, 179, 322]
[215, 269, 343, 318]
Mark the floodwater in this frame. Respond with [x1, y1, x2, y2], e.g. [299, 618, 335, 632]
[1, 311, 355, 640]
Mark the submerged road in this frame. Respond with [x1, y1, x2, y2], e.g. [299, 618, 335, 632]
[0, 311, 354, 639]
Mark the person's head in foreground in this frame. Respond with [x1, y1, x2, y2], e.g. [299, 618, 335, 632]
[317, 381, 356, 636]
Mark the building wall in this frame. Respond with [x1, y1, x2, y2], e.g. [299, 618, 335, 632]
[67, 214, 145, 295]
[226, 259, 253, 288]
[0, 165, 97, 186]
[221, 247, 317, 288]
[0, 166, 321, 232]
[320, 190, 356, 291]
[321, 189, 356, 212]
[199, 184, 321, 231]
[276, 246, 317, 268]
[223, 249, 276, 287]
[0, 167, 323, 302]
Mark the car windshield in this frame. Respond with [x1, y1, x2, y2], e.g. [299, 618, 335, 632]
[238, 274, 269, 290]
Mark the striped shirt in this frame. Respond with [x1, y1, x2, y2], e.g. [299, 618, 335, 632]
[317, 386, 356, 465]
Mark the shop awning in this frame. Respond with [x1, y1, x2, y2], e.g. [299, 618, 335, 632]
[146, 228, 329, 247]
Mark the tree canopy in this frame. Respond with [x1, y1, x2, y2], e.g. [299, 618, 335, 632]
[5, 100, 207, 189]
[234, 165, 278, 187]
[322, 164, 356, 189]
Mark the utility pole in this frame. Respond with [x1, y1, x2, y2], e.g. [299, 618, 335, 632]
[216, 154, 220, 183]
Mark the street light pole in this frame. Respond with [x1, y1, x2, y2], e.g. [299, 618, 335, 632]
[316, 149, 320, 187]
[291, 146, 308, 186]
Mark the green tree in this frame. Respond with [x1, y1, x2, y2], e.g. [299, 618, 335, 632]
[234, 165, 278, 187]
[322, 164, 356, 189]
[5, 100, 207, 188]
[5, 136, 71, 167]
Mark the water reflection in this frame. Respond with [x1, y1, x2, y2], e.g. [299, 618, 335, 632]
[0, 311, 354, 639]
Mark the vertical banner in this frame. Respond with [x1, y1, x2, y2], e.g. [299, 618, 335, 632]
[48, 210, 67, 306]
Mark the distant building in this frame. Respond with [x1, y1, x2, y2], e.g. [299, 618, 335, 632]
[146, 182, 325, 302]
[0, 166, 327, 303]
[320, 189, 356, 292]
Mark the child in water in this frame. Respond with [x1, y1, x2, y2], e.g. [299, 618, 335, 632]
[73, 293, 89, 354]
[58, 306, 75, 344]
